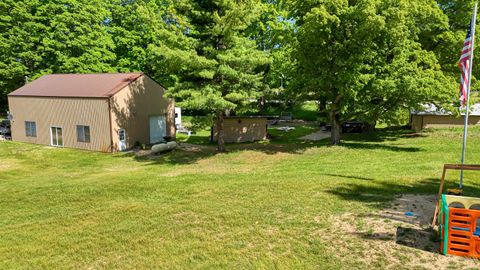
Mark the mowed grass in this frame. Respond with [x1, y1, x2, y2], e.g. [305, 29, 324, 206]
[2, 127, 480, 268]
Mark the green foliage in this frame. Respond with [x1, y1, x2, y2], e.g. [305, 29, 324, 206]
[292, 0, 457, 141]
[355, 0, 457, 125]
[159, 1, 270, 114]
[0, 0, 188, 109]
[247, 1, 296, 110]
[0, 0, 477, 134]
[0, 0, 116, 109]
[181, 115, 213, 133]
[108, 0, 195, 87]
[263, 101, 319, 121]
[292, 101, 319, 121]
[151, 0, 272, 150]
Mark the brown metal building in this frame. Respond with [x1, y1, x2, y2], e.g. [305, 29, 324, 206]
[410, 113, 480, 131]
[211, 116, 268, 143]
[8, 73, 175, 152]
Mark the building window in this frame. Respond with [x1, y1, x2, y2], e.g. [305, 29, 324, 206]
[25, 121, 36, 137]
[76, 125, 90, 143]
[119, 129, 126, 141]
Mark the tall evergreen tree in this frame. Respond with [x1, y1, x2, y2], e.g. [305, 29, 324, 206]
[157, 0, 269, 151]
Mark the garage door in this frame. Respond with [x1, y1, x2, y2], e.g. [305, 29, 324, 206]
[149, 115, 166, 144]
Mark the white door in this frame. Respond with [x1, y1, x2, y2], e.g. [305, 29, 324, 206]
[50, 127, 63, 147]
[174, 107, 182, 128]
[149, 116, 166, 144]
[118, 129, 126, 151]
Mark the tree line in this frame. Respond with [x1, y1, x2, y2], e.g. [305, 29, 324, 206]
[0, 0, 476, 150]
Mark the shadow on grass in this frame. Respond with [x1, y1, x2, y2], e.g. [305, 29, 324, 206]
[120, 147, 217, 165]
[322, 174, 375, 181]
[353, 231, 396, 241]
[326, 177, 480, 208]
[341, 127, 425, 143]
[340, 142, 421, 152]
[118, 127, 425, 166]
[177, 134, 214, 145]
[395, 227, 438, 253]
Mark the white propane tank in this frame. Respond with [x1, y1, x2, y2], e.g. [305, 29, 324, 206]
[151, 141, 177, 154]
[166, 141, 177, 150]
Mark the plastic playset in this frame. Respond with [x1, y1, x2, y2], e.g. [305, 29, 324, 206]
[438, 194, 480, 257]
[432, 164, 480, 258]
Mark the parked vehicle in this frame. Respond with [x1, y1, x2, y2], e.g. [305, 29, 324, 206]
[342, 121, 364, 133]
[0, 119, 11, 136]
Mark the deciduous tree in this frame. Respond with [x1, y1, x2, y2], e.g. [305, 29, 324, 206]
[293, 0, 455, 144]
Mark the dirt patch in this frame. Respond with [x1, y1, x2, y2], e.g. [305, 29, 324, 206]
[177, 143, 216, 152]
[299, 130, 331, 141]
[316, 194, 480, 269]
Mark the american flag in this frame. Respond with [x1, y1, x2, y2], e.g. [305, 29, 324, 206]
[459, 17, 475, 106]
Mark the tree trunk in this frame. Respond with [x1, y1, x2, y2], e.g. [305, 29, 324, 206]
[364, 121, 376, 133]
[258, 96, 265, 113]
[330, 111, 341, 145]
[318, 98, 327, 123]
[259, 64, 270, 114]
[318, 98, 326, 114]
[216, 110, 226, 152]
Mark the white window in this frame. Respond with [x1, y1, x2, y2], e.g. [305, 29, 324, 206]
[119, 129, 125, 141]
[118, 129, 126, 151]
[76, 125, 90, 143]
[50, 127, 63, 147]
[25, 121, 36, 137]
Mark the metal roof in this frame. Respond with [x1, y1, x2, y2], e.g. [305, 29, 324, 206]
[8, 72, 144, 98]
[412, 103, 480, 116]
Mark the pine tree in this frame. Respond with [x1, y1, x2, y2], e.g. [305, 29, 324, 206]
[157, 0, 270, 151]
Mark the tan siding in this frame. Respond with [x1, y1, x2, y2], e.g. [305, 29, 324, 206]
[110, 75, 175, 150]
[212, 118, 268, 143]
[410, 115, 424, 131]
[411, 115, 480, 130]
[8, 96, 112, 151]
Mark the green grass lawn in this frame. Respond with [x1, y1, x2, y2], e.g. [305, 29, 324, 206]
[1, 127, 480, 268]
[268, 125, 319, 143]
[176, 129, 213, 145]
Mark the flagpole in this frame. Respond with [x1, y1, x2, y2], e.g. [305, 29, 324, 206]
[460, 2, 478, 189]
